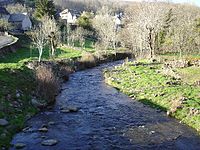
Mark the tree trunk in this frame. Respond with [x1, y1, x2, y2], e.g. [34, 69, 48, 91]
[63, 26, 66, 44]
[148, 28, 154, 58]
[38, 48, 43, 62]
[51, 44, 55, 56]
[113, 41, 116, 51]
[179, 46, 182, 59]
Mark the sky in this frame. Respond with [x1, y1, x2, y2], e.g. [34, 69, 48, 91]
[122, 0, 200, 7]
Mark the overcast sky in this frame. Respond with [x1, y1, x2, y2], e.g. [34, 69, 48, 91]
[122, 0, 200, 6]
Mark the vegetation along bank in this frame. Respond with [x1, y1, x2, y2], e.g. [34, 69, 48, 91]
[104, 58, 200, 133]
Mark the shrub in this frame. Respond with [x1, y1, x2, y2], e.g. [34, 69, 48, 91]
[35, 65, 59, 104]
[78, 52, 97, 69]
[59, 66, 74, 81]
[167, 96, 186, 116]
[164, 60, 190, 68]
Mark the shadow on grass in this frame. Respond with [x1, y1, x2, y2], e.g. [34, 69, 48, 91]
[0, 47, 78, 64]
[138, 98, 167, 112]
[133, 62, 162, 66]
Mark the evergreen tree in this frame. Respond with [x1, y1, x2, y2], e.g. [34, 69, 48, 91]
[77, 12, 94, 30]
[159, 8, 174, 45]
[35, 0, 56, 19]
[156, 8, 175, 53]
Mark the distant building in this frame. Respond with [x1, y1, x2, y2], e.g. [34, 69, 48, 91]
[59, 9, 80, 24]
[8, 13, 32, 31]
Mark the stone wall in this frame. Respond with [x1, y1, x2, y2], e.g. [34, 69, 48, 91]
[0, 35, 19, 56]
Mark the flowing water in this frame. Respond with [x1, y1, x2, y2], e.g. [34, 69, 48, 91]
[11, 61, 200, 150]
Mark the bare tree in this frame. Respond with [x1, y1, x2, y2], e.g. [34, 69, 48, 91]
[171, 4, 200, 57]
[123, 2, 200, 58]
[124, 2, 168, 58]
[92, 6, 117, 52]
[74, 27, 85, 48]
[31, 25, 47, 62]
[41, 16, 60, 57]
[67, 27, 90, 48]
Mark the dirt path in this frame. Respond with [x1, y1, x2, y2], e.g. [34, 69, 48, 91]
[11, 61, 200, 150]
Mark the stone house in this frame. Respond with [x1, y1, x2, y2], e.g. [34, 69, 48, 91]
[8, 13, 32, 31]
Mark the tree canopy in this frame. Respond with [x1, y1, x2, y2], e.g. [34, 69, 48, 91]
[77, 12, 94, 30]
[35, 0, 56, 19]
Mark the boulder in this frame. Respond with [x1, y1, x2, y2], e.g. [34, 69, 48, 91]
[15, 143, 26, 149]
[41, 139, 58, 146]
[31, 98, 46, 109]
[60, 106, 79, 113]
[38, 127, 48, 132]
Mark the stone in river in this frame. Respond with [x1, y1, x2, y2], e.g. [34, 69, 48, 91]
[41, 139, 58, 146]
[38, 127, 48, 132]
[60, 106, 79, 113]
[15, 143, 26, 149]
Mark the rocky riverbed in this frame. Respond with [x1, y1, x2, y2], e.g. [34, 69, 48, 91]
[10, 61, 200, 150]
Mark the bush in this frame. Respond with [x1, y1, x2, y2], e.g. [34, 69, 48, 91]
[164, 60, 190, 68]
[59, 66, 74, 81]
[78, 52, 97, 69]
[35, 65, 59, 104]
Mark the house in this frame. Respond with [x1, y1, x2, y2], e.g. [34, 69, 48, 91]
[8, 13, 32, 31]
[59, 9, 80, 24]
[0, 6, 9, 20]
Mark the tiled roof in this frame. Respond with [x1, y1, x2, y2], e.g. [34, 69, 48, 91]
[8, 14, 26, 22]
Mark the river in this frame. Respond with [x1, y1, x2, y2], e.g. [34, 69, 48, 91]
[11, 61, 200, 150]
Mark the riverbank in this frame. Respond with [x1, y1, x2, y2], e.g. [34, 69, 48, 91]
[0, 44, 132, 149]
[104, 59, 200, 133]
[0, 46, 82, 149]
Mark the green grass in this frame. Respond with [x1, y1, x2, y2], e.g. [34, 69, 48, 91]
[0, 47, 82, 63]
[0, 65, 37, 148]
[0, 45, 83, 148]
[159, 53, 200, 61]
[176, 66, 200, 84]
[104, 61, 200, 132]
[73, 38, 95, 52]
[55, 47, 82, 59]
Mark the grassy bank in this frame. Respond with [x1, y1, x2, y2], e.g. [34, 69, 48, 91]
[0, 46, 83, 148]
[104, 59, 200, 132]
